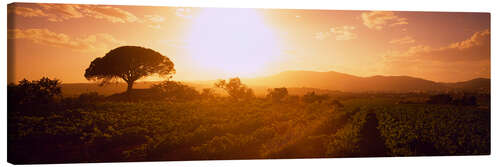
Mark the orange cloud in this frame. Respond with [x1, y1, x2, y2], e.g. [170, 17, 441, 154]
[143, 15, 165, 29]
[379, 29, 490, 82]
[8, 28, 125, 52]
[38, 4, 84, 21]
[144, 14, 165, 23]
[315, 26, 357, 40]
[10, 4, 139, 23]
[361, 11, 408, 30]
[8, 5, 48, 17]
[389, 36, 416, 45]
[81, 5, 138, 23]
[175, 8, 193, 19]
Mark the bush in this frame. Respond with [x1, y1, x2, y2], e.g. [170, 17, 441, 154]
[151, 81, 200, 101]
[8, 77, 62, 106]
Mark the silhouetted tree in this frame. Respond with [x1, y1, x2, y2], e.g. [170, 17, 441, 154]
[84, 46, 175, 92]
[267, 87, 288, 102]
[214, 77, 255, 100]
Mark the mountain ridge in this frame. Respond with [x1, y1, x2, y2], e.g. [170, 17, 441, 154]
[242, 70, 490, 93]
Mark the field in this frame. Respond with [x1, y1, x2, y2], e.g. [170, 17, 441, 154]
[7, 79, 490, 164]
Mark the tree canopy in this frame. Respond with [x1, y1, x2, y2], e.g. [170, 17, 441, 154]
[84, 46, 175, 92]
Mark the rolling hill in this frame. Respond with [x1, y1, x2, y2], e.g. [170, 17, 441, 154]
[243, 70, 490, 93]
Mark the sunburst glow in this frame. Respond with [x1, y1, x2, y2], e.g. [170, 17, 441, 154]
[186, 8, 281, 78]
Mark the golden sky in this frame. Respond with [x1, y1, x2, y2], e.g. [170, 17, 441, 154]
[7, 3, 490, 83]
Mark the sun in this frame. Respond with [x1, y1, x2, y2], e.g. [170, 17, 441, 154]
[186, 8, 281, 78]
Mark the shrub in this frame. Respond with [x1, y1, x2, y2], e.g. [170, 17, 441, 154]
[8, 77, 62, 106]
[151, 81, 200, 101]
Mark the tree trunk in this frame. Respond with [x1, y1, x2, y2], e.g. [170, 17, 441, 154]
[126, 81, 134, 92]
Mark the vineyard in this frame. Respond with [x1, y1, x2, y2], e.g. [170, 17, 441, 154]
[7, 79, 490, 164]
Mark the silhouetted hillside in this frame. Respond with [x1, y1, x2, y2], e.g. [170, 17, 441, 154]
[443, 78, 490, 92]
[244, 70, 490, 93]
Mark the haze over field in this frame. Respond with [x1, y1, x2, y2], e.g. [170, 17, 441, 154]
[60, 70, 490, 97]
[7, 3, 491, 163]
[8, 3, 490, 84]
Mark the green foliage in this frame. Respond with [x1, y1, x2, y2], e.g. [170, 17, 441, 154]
[376, 104, 490, 156]
[324, 108, 366, 156]
[8, 83, 490, 163]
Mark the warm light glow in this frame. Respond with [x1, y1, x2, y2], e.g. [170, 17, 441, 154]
[7, 4, 491, 83]
[186, 8, 281, 78]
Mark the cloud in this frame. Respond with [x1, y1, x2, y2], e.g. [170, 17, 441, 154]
[38, 4, 84, 21]
[361, 11, 408, 30]
[175, 8, 192, 19]
[315, 26, 357, 40]
[330, 26, 357, 40]
[80, 5, 139, 23]
[389, 36, 416, 45]
[314, 32, 330, 40]
[8, 28, 125, 52]
[399, 30, 490, 62]
[143, 15, 165, 29]
[144, 14, 165, 23]
[8, 5, 48, 17]
[10, 4, 139, 23]
[379, 29, 490, 82]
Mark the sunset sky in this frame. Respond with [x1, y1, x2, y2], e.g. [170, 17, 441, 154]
[7, 3, 490, 83]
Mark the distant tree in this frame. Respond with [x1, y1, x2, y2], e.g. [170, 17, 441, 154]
[214, 77, 255, 100]
[266, 87, 288, 102]
[84, 46, 175, 92]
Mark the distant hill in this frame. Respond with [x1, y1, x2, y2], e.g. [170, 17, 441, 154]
[61, 70, 490, 96]
[443, 78, 490, 92]
[243, 70, 490, 93]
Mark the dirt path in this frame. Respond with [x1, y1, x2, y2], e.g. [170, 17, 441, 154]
[356, 112, 388, 157]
